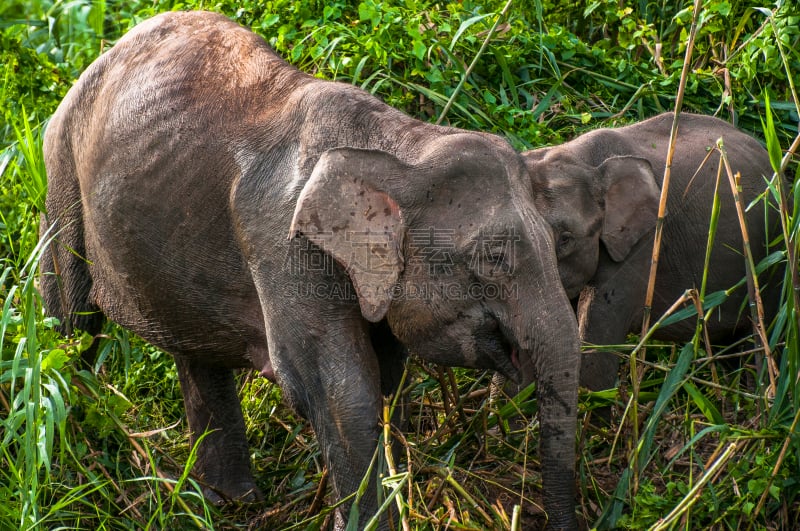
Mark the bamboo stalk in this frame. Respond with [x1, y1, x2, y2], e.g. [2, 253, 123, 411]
[441, 471, 495, 527]
[718, 149, 777, 394]
[383, 401, 411, 531]
[632, 0, 703, 492]
[511, 504, 521, 531]
[781, 132, 800, 175]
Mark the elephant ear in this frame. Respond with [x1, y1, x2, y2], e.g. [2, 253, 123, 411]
[289, 147, 406, 323]
[599, 156, 660, 262]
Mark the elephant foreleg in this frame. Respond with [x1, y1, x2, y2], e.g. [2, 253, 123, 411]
[371, 320, 410, 431]
[272, 323, 387, 530]
[579, 249, 650, 391]
[576, 287, 627, 391]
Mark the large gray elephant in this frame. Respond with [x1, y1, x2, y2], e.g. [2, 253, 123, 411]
[523, 112, 780, 391]
[39, 11, 580, 530]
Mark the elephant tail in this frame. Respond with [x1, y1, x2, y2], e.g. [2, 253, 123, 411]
[39, 116, 103, 356]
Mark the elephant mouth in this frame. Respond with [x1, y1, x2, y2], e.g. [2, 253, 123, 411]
[493, 326, 523, 383]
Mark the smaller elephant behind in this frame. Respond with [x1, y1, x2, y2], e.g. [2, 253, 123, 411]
[524, 112, 782, 391]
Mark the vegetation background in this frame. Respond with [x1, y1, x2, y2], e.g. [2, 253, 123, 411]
[1, 0, 799, 529]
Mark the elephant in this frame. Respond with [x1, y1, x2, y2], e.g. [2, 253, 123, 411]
[523, 112, 781, 391]
[39, 11, 581, 531]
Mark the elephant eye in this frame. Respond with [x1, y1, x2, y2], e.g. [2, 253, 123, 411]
[557, 232, 574, 253]
[487, 250, 505, 264]
[471, 230, 517, 278]
[485, 248, 512, 274]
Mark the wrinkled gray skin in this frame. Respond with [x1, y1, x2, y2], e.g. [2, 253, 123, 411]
[40, 11, 580, 530]
[524, 112, 779, 391]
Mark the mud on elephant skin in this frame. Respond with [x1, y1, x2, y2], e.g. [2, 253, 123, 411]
[39, 11, 581, 530]
[524, 112, 782, 391]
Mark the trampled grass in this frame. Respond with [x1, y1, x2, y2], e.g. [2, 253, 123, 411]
[1, 0, 799, 529]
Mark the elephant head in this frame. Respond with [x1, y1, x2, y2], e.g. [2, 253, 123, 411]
[288, 132, 580, 529]
[524, 148, 661, 300]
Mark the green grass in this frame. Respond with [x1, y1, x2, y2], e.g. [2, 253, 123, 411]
[1, 0, 799, 529]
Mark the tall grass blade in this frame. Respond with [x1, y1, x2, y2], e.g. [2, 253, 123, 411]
[761, 93, 784, 173]
[9, 107, 47, 212]
[346, 442, 382, 531]
[449, 13, 493, 51]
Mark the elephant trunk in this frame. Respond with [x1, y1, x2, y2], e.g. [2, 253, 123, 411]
[511, 288, 580, 530]
[536, 335, 579, 531]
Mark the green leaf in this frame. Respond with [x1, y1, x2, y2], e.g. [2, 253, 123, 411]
[711, 1, 732, 16]
[261, 14, 280, 28]
[760, 92, 783, 174]
[449, 13, 492, 51]
[682, 381, 724, 424]
[412, 40, 426, 60]
[583, 1, 602, 17]
[747, 478, 767, 496]
[41, 349, 68, 371]
[358, 2, 376, 23]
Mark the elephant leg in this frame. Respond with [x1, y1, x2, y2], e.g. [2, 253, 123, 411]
[173, 355, 260, 503]
[39, 214, 103, 368]
[576, 286, 625, 391]
[579, 349, 621, 391]
[579, 249, 650, 391]
[272, 323, 386, 529]
[371, 320, 409, 430]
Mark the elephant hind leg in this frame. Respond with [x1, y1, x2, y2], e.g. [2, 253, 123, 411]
[39, 211, 103, 367]
[173, 356, 261, 503]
